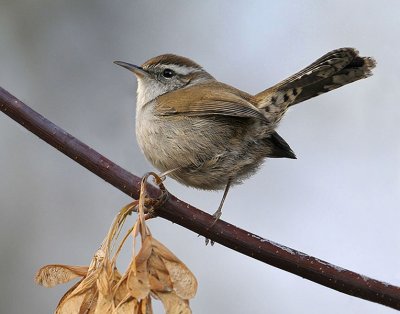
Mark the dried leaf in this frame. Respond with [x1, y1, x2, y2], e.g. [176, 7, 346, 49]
[94, 292, 112, 314]
[148, 252, 167, 273]
[125, 236, 152, 299]
[163, 260, 197, 299]
[97, 266, 111, 295]
[40, 178, 197, 314]
[56, 264, 102, 313]
[67, 269, 99, 300]
[151, 238, 181, 263]
[155, 291, 192, 314]
[148, 273, 171, 292]
[56, 292, 87, 314]
[56, 285, 97, 314]
[114, 295, 136, 314]
[148, 254, 172, 292]
[151, 238, 197, 299]
[138, 297, 153, 314]
[94, 266, 114, 314]
[113, 275, 129, 306]
[114, 296, 153, 314]
[127, 260, 150, 299]
[135, 236, 153, 266]
[35, 264, 88, 287]
[79, 287, 98, 313]
[55, 280, 83, 313]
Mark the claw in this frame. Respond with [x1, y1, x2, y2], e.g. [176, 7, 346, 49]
[205, 237, 215, 246]
[153, 174, 166, 184]
[140, 172, 170, 217]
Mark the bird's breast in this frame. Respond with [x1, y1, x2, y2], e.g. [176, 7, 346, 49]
[135, 104, 270, 190]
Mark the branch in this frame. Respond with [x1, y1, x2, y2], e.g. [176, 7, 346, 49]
[1, 86, 399, 310]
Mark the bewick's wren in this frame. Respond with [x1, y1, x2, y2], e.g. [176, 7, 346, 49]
[115, 48, 375, 220]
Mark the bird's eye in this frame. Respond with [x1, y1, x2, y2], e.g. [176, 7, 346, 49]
[162, 68, 175, 78]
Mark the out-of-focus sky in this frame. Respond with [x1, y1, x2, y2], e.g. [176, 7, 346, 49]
[1, 1, 399, 313]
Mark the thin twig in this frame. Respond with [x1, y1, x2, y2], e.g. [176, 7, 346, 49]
[1, 86, 400, 310]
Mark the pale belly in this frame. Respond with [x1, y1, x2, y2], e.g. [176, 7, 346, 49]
[135, 106, 270, 190]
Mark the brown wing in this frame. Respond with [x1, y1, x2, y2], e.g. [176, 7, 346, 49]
[155, 82, 266, 121]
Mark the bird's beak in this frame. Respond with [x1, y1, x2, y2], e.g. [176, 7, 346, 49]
[113, 61, 148, 78]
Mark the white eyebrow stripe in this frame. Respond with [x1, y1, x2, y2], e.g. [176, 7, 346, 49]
[162, 64, 202, 75]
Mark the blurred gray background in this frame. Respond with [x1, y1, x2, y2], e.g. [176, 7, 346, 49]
[1, 1, 399, 313]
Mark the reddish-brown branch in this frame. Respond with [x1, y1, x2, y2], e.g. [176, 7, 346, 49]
[1, 86, 400, 310]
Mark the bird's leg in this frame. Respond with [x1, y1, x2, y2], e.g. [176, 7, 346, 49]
[211, 179, 232, 224]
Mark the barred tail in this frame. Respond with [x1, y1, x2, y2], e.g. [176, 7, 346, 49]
[255, 48, 376, 126]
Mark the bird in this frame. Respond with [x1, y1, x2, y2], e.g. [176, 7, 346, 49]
[114, 48, 376, 221]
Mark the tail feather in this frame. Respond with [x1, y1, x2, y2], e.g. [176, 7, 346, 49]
[288, 53, 376, 106]
[270, 48, 360, 90]
[266, 131, 297, 159]
[255, 48, 376, 125]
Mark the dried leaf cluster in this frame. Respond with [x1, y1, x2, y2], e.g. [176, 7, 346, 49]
[35, 174, 197, 313]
